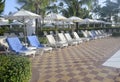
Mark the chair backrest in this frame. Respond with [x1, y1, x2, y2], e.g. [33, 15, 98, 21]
[58, 33, 67, 42]
[27, 35, 43, 48]
[64, 33, 72, 41]
[9, 33, 17, 37]
[73, 32, 80, 39]
[81, 30, 88, 37]
[50, 31, 54, 35]
[97, 30, 102, 35]
[61, 31, 64, 33]
[6, 37, 27, 53]
[91, 31, 96, 37]
[0, 36, 8, 48]
[43, 31, 48, 36]
[88, 31, 94, 37]
[19, 32, 24, 38]
[4, 33, 9, 37]
[46, 35, 56, 44]
[95, 30, 99, 35]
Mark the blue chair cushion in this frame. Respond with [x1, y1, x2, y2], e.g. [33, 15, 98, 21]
[6, 37, 28, 53]
[27, 35, 44, 48]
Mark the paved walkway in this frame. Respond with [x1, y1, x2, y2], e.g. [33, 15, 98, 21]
[30, 37, 120, 82]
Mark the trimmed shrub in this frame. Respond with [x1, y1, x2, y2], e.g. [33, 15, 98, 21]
[0, 55, 31, 82]
[112, 32, 120, 37]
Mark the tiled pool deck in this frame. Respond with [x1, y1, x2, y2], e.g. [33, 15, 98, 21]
[30, 37, 120, 82]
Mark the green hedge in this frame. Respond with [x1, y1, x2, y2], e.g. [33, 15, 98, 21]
[112, 32, 120, 37]
[0, 55, 31, 82]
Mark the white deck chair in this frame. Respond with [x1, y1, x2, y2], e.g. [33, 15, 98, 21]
[73, 32, 89, 42]
[95, 30, 105, 38]
[19, 32, 24, 38]
[0, 36, 9, 53]
[9, 33, 17, 37]
[46, 35, 68, 48]
[27, 35, 52, 55]
[4, 33, 9, 37]
[58, 33, 77, 46]
[88, 31, 98, 40]
[89, 31, 99, 39]
[98, 30, 108, 37]
[64, 33, 81, 44]
[81, 30, 92, 40]
[101, 30, 112, 37]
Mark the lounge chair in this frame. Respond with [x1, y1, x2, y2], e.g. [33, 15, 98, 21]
[94, 30, 105, 38]
[88, 31, 98, 39]
[81, 30, 93, 40]
[6, 37, 36, 57]
[64, 33, 81, 44]
[46, 34, 68, 48]
[73, 32, 89, 41]
[19, 32, 24, 38]
[9, 33, 17, 37]
[27, 35, 53, 54]
[0, 36, 9, 53]
[4, 33, 9, 37]
[101, 30, 112, 37]
[98, 30, 108, 37]
[58, 33, 77, 46]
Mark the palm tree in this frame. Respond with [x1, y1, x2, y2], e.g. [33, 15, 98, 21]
[17, 0, 56, 32]
[17, 0, 56, 16]
[57, 0, 97, 18]
[46, 3, 61, 14]
[0, 0, 5, 14]
[93, 0, 119, 22]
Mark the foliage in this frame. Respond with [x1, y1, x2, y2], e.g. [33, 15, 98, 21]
[0, 26, 9, 35]
[46, 3, 61, 14]
[38, 36, 47, 44]
[17, 0, 56, 32]
[0, 55, 31, 82]
[93, 0, 120, 22]
[56, 0, 97, 18]
[17, 0, 56, 16]
[112, 32, 120, 37]
[0, 0, 5, 14]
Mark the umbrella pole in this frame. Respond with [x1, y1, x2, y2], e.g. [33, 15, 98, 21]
[23, 23, 27, 46]
[22, 17, 27, 46]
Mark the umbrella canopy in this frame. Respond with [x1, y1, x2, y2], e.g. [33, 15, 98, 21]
[4, 9, 41, 44]
[44, 13, 67, 21]
[94, 20, 105, 24]
[105, 22, 112, 24]
[43, 23, 55, 28]
[80, 18, 94, 24]
[6, 9, 41, 20]
[67, 16, 83, 22]
[10, 21, 23, 25]
[0, 17, 9, 26]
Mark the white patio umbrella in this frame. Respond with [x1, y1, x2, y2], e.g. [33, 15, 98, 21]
[6, 9, 41, 20]
[10, 21, 23, 29]
[79, 18, 94, 27]
[80, 18, 94, 24]
[10, 21, 23, 25]
[0, 17, 9, 26]
[44, 13, 67, 28]
[93, 20, 105, 27]
[67, 16, 83, 22]
[5, 9, 41, 44]
[44, 13, 67, 21]
[67, 16, 83, 29]
[43, 23, 55, 28]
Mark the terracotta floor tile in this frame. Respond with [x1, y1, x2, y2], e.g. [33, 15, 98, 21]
[30, 37, 120, 82]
